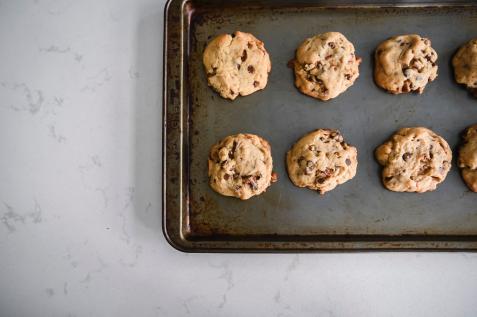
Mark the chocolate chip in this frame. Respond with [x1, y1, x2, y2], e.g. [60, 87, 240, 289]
[247, 65, 255, 73]
[304, 168, 314, 176]
[241, 50, 247, 62]
[418, 165, 431, 175]
[253, 81, 259, 87]
[325, 55, 332, 60]
[402, 80, 411, 93]
[230, 89, 235, 95]
[237, 64, 241, 70]
[308, 145, 316, 151]
[345, 158, 351, 166]
[231, 141, 237, 154]
[316, 168, 333, 182]
[224, 174, 230, 180]
[243, 176, 258, 190]
[402, 152, 412, 161]
[328, 42, 335, 49]
[207, 67, 217, 77]
[271, 172, 278, 183]
[247, 42, 253, 49]
[344, 74, 351, 80]
[316, 178, 325, 184]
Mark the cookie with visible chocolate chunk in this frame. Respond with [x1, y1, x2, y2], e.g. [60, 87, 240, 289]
[374, 34, 438, 94]
[453, 39, 477, 97]
[292, 32, 361, 101]
[208, 133, 276, 200]
[286, 129, 358, 194]
[375, 127, 452, 193]
[459, 125, 477, 192]
[203, 31, 271, 100]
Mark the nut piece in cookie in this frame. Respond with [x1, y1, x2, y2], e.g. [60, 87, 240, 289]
[375, 127, 452, 193]
[459, 125, 477, 192]
[203, 31, 271, 100]
[374, 34, 438, 94]
[292, 32, 361, 101]
[286, 129, 358, 194]
[208, 133, 276, 200]
[452, 39, 477, 97]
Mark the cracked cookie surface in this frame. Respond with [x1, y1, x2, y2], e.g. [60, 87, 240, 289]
[375, 127, 452, 193]
[292, 32, 361, 101]
[286, 129, 358, 194]
[453, 39, 477, 97]
[208, 133, 276, 200]
[203, 31, 271, 100]
[374, 34, 438, 94]
[459, 125, 477, 192]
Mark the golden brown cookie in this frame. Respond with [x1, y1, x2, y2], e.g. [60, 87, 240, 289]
[286, 129, 358, 194]
[374, 34, 438, 94]
[208, 133, 276, 200]
[203, 31, 271, 100]
[292, 32, 361, 101]
[375, 127, 452, 193]
[453, 39, 477, 97]
[459, 125, 477, 192]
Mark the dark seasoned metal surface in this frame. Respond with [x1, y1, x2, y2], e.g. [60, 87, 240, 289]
[163, 0, 477, 252]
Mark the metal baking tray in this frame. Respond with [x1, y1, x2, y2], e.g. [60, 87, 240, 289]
[163, 0, 477, 252]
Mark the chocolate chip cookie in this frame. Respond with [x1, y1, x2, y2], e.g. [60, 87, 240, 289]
[292, 32, 361, 101]
[208, 134, 277, 200]
[374, 34, 438, 94]
[453, 39, 477, 97]
[286, 129, 358, 194]
[203, 31, 271, 100]
[459, 125, 477, 192]
[375, 127, 452, 193]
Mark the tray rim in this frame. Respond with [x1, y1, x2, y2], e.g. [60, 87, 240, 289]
[162, 0, 477, 253]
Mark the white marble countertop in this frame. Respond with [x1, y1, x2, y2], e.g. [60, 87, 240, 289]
[1, 1, 477, 316]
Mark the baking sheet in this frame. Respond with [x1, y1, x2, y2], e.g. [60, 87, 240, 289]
[163, 0, 477, 251]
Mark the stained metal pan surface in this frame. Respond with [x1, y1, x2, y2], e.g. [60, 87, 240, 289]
[163, 0, 477, 251]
